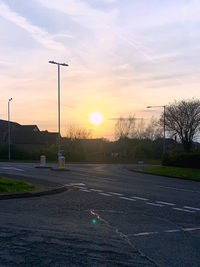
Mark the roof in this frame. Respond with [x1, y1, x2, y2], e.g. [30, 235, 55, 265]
[0, 120, 58, 145]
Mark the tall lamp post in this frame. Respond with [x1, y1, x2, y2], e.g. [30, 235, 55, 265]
[49, 61, 68, 158]
[8, 98, 13, 161]
[147, 105, 166, 154]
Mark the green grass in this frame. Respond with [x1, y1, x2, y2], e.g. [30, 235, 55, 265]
[0, 176, 38, 194]
[139, 166, 200, 180]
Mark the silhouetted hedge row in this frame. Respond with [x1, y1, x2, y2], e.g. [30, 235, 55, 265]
[162, 153, 200, 169]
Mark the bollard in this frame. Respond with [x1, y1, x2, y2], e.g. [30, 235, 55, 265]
[40, 155, 46, 166]
[58, 156, 65, 168]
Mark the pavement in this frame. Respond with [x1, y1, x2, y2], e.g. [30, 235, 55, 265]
[0, 162, 200, 266]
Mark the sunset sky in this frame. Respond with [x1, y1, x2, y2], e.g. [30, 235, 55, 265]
[1, 0, 200, 139]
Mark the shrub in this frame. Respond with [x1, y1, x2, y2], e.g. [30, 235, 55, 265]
[162, 152, 200, 169]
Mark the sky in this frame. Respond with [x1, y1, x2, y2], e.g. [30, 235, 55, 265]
[1, 0, 200, 139]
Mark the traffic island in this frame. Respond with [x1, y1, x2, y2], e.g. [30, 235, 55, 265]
[35, 166, 52, 169]
[50, 167, 70, 171]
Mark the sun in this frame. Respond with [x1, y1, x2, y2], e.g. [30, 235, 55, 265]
[89, 112, 103, 125]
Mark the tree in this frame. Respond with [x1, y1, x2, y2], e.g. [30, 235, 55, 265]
[133, 117, 162, 140]
[65, 124, 92, 140]
[114, 114, 136, 140]
[160, 99, 200, 152]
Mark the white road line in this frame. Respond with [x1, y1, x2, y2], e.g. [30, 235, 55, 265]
[70, 183, 86, 186]
[134, 232, 158, 236]
[146, 202, 163, 207]
[184, 206, 200, 211]
[90, 189, 102, 192]
[0, 167, 24, 171]
[98, 193, 111, 196]
[119, 197, 136, 201]
[79, 189, 91, 192]
[173, 208, 195, 213]
[156, 201, 176, 206]
[132, 227, 200, 237]
[75, 186, 87, 189]
[157, 185, 200, 194]
[131, 196, 148, 201]
[182, 227, 200, 231]
[164, 229, 180, 233]
[108, 192, 123, 196]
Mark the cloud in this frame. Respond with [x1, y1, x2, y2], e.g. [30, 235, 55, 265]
[36, 0, 118, 30]
[108, 118, 142, 121]
[0, 2, 65, 50]
[103, 0, 116, 3]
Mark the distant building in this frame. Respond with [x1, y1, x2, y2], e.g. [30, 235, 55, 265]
[0, 119, 58, 152]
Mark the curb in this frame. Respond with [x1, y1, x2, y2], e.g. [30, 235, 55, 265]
[129, 169, 200, 182]
[35, 166, 70, 171]
[50, 167, 70, 171]
[35, 166, 52, 169]
[0, 185, 68, 200]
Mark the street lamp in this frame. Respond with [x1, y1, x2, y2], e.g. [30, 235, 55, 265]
[146, 105, 166, 154]
[8, 98, 13, 161]
[49, 61, 68, 158]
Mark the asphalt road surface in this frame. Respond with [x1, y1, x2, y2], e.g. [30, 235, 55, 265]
[0, 162, 200, 266]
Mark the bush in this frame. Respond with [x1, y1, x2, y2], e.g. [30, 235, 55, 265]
[162, 152, 200, 169]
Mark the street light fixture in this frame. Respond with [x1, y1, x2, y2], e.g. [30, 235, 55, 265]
[8, 98, 13, 161]
[49, 61, 68, 158]
[147, 105, 166, 154]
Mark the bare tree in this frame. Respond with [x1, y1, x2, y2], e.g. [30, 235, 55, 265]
[142, 117, 163, 140]
[160, 99, 200, 152]
[114, 114, 136, 139]
[65, 124, 92, 140]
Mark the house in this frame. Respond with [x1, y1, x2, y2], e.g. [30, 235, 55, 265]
[0, 120, 58, 152]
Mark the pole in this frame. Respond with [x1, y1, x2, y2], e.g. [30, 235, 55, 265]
[163, 105, 166, 154]
[49, 61, 68, 160]
[58, 63, 61, 157]
[8, 99, 12, 161]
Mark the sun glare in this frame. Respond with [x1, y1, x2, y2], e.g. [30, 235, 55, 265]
[89, 112, 103, 125]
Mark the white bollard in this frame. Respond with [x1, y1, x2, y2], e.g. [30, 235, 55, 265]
[40, 155, 46, 166]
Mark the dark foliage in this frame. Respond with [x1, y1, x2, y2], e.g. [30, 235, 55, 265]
[162, 152, 200, 169]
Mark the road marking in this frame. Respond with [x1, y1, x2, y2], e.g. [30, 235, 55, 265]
[173, 208, 195, 213]
[98, 193, 111, 196]
[0, 167, 24, 171]
[75, 186, 87, 189]
[134, 232, 158, 236]
[79, 189, 91, 192]
[131, 196, 148, 201]
[131, 227, 200, 237]
[164, 229, 180, 233]
[146, 202, 163, 207]
[184, 206, 200, 211]
[108, 192, 124, 196]
[182, 227, 200, 231]
[156, 201, 176, 206]
[119, 197, 136, 201]
[157, 185, 200, 194]
[70, 183, 86, 186]
[90, 189, 102, 192]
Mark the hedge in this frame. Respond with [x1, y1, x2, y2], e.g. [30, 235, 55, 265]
[162, 153, 200, 169]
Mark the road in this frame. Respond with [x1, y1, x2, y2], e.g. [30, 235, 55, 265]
[0, 162, 200, 266]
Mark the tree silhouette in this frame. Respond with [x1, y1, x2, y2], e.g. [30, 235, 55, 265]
[161, 99, 200, 152]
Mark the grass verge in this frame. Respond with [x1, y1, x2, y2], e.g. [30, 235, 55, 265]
[0, 176, 38, 194]
[137, 166, 200, 181]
